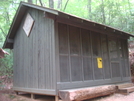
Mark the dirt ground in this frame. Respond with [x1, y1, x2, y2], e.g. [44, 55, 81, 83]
[91, 92, 134, 101]
[0, 89, 134, 101]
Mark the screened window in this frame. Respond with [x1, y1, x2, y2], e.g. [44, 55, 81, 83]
[91, 32, 101, 56]
[69, 26, 80, 55]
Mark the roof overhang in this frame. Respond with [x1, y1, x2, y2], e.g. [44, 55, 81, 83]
[3, 2, 134, 49]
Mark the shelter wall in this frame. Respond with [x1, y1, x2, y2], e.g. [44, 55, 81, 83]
[13, 8, 56, 94]
[57, 22, 131, 90]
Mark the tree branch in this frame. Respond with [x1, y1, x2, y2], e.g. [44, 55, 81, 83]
[88, 0, 92, 20]
[63, 0, 69, 11]
[6, 11, 10, 24]
[101, 0, 106, 24]
[0, 27, 6, 36]
[128, 0, 133, 16]
[39, 0, 43, 6]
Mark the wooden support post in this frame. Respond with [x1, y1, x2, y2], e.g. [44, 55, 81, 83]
[55, 96, 59, 101]
[31, 94, 35, 99]
[15, 91, 19, 95]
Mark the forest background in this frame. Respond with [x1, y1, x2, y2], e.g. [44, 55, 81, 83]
[0, 0, 134, 78]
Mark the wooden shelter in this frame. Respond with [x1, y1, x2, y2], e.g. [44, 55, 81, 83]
[3, 2, 134, 100]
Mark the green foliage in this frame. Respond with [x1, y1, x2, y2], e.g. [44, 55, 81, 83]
[54, 0, 134, 35]
[0, 50, 13, 77]
[9, 94, 16, 99]
[0, 0, 19, 78]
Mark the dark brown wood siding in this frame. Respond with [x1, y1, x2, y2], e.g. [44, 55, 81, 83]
[13, 8, 55, 90]
[57, 22, 131, 90]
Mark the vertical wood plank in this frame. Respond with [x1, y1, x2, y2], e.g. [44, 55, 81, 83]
[107, 37, 112, 79]
[16, 29, 20, 87]
[45, 18, 50, 89]
[31, 9, 36, 88]
[28, 9, 34, 88]
[19, 26, 23, 87]
[38, 10, 45, 89]
[51, 20, 55, 89]
[31, 9, 38, 88]
[125, 40, 131, 77]
[28, 10, 33, 88]
[38, 13, 42, 89]
[68, 25, 71, 82]
[79, 28, 84, 81]
[35, 10, 39, 88]
[49, 18, 52, 89]
[55, 22, 60, 91]
[13, 33, 17, 87]
[43, 16, 47, 89]
[18, 18, 24, 88]
[22, 27, 25, 88]
[14, 32, 18, 87]
[90, 31, 95, 80]
[118, 40, 123, 80]
[25, 26, 29, 88]
[100, 34, 105, 79]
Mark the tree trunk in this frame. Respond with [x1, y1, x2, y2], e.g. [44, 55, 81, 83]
[128, 0, 133, 16]
[35, 0, 37, 4]
[49, 0, 54, 8]
[57, 0, 62, 9]
[39, 0, 43, 6]
[63, 0, 69, 11]
[28, 0, 33, 3]
[101, 0, 105, 24]
[88, 0, 92, 20]
[59, 85, 117, 101]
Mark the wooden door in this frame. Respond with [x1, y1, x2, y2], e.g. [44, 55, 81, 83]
[108, 38, 121, 82]
[119, 40, 130, 81]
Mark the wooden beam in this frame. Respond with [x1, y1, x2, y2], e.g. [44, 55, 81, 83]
[56, 16, 129, 39]
[22, 2, 58, 15]
[13, 87, 56, 96]
[7, 39, 14, 43]
[44, 12, 56, 20]
[31, 93, 35, 99]
[116, 83, 134, 89]
[117, 86, 134, 95]
[116, 83, 134, 95]
[104, 26, 107, 29]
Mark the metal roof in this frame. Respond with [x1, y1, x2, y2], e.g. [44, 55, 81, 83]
[3, 1, 134, 49]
